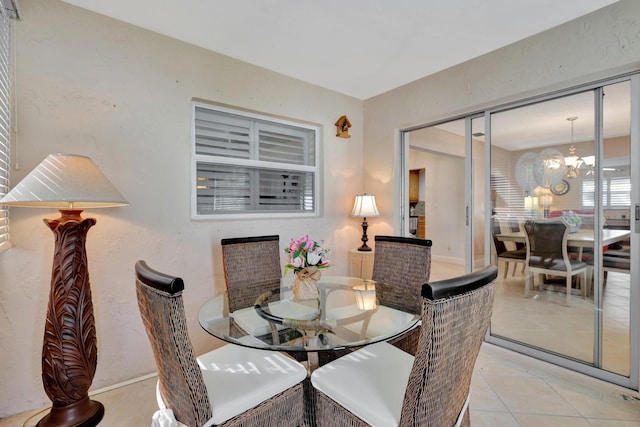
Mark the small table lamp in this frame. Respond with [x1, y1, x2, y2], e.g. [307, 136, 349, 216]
[0, 154, 129, 427]
[351, 194, 379, 252]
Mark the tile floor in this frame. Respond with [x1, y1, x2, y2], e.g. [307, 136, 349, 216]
[491, 262, 631, 376]
[2, 343, 639, 426]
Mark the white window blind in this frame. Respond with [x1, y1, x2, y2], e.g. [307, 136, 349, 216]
[0, 0, 16, 254]
[582, 177, 631, 208]
[192, 104, 319, 218]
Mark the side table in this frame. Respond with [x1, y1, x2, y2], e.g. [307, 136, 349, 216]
[349, 249, 374, 279]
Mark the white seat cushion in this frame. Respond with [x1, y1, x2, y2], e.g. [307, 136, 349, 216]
[311, 341, 414, 427]
[232, 300, 319, 336]
[197, 344, 307, 425]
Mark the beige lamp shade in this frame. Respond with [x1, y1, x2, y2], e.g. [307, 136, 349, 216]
[351, 194, 379, 218]
[0, 153, 129, 209]
[353, 281, 377, 310]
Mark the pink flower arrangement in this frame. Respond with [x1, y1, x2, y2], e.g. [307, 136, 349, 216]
[283, 235, 331, 275]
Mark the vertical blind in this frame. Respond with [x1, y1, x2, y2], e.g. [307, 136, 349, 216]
[0, 0, 16, 253]
[193, 105, 317, 216]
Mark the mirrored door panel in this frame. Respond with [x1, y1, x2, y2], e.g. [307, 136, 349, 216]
[601, 80, 632, 376]
[490, 91, 597, 364]
[405, 119, 467, 281]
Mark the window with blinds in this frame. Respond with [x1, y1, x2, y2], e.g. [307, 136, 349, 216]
[582, 177, 631, 208]
[0, 0, 16, 254]
[192, 103, 319, 218]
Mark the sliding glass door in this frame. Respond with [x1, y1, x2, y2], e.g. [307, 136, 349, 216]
[401, 73, 638, 388]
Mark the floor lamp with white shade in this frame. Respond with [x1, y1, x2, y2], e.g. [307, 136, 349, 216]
[0, 154, 129, 427]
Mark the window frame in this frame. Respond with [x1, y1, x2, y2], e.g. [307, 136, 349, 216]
[190, 101, 321, 220]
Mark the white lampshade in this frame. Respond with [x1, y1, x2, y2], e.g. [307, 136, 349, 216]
[353, 281, 377, 310]
[524, 196, 539, 210]
[0, 154, 129, 209]
[351, 194, 379, 218]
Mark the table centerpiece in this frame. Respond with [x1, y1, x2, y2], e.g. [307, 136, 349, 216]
[284, 235, 331, 300]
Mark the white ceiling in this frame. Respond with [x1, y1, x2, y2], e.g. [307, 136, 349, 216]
[60, 0, 620, 100]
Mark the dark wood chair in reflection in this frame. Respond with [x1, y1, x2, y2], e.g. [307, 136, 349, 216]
[135, 260, 307, 427]
[371, 235, 432, 355]
[523, 220, 588, 306]
[492, 219, 526, 278]
[311, 265, 498, 427]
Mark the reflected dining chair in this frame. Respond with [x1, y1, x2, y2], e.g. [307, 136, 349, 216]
[492, 219, 526, 278]
[311, 265, 498, 427]
[135, 260, 307, 427]
[371, 235, 433, 355]
[523, 220, 588, 306]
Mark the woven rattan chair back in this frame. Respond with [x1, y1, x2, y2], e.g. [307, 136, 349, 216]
[400, 265, 497, 426]
[372, 235, 433, 315]
[135, 260, 212, 427]
[221, 235, 282, 313]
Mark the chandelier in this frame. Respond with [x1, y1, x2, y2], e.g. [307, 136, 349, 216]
[564, 116, 594, 178]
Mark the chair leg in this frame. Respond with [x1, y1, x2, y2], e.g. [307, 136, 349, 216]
[524, 268, 531, 297]
[503, 262, 509, 278]
[565, 275, 571, 306]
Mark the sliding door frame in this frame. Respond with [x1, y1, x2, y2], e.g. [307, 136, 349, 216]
[400, 71, 639, 390]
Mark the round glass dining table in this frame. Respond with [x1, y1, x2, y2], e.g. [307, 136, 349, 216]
[198, 276, 419, 370]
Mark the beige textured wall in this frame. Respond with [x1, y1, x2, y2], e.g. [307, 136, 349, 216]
[0, 0, 364, 416]
[363, 0, 640, 233]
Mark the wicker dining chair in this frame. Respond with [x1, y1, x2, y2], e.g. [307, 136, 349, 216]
[311, 265, 498, 427]
[221, 235, 283, 313]
[371, 235, 432, 355]
[135, 260, 307, 427]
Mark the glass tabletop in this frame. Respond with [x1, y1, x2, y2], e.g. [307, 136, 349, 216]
[198, 276, 420, 353]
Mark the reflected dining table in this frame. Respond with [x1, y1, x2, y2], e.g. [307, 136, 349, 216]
[496, 228, 631, 260]
[198, 275, 420, 372]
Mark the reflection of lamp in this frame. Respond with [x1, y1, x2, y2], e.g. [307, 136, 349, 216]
[0, 154, 129, 427]
[351, 194, 379, 252]
[564, 117, 594, 178]
[353, 280, 377, 310]
[524, 195, 539, 210]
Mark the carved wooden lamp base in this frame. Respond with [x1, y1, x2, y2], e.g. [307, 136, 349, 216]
[36, 397, 104, 427]
[37, 210, 104, 427]
[0, 154, 129, 427]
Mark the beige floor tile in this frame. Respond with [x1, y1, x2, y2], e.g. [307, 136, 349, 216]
[548, 381, 640, 421]
[512, 413, 592, 426]
[469, 374, 509, 412]
[483, 375, 581, 416]
[469, 410, 520, 427]
[588, 420, 640, 426]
